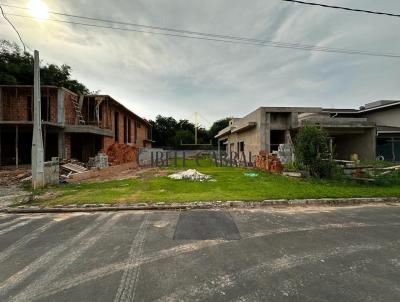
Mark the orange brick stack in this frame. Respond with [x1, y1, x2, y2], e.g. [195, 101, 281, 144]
[105, 143, 138, 166]
[255, 150, 283, 174]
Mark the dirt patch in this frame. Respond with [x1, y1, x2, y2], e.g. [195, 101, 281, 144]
[68, 166, 165, 183]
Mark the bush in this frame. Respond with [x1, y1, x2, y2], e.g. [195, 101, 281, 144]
[294, 125, 338, 178]
[374, 170, 400, 186]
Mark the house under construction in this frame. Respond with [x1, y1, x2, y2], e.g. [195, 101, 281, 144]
[0, 85, 153, 167]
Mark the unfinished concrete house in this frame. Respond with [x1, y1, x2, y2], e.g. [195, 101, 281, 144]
[216, 101, 400, 161]
[0, 85, 152, 167]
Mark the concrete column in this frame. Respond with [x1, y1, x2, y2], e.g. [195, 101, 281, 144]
[391, 137, 395, 162]
[57, 88, 65, 125]
[31, 50, 45, 189]
[371, 128, 377, 161]
[259, 109, 271, 154]
[43, 125, 47, 161]
[290, 112, 298, 129]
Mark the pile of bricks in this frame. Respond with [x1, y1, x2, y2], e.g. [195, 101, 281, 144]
[255, 150, 283, 174]
[105, 143, 137, 166]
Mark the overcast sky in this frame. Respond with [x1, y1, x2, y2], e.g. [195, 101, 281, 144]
[1, 0, 400, 126]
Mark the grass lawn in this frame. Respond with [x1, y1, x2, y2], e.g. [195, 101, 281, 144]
[32, 158, 400, 205]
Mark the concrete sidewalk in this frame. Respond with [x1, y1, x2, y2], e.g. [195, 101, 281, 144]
[2, 197, 399, 213]
[1, 204, 400, 301]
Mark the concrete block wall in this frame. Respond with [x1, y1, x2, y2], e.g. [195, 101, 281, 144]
[44, 159, 59, 185]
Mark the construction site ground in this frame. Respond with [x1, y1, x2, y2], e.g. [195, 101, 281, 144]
[25, 158, 400, 206]
[0, 167, 32, 207]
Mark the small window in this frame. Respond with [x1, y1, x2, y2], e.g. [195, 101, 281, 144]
[114, 111, 119, 143]
[123, 116, 128, 144]
[239, 142, 245, 152]
[134, 120, 138, 144]
[127, 118, 132, 143]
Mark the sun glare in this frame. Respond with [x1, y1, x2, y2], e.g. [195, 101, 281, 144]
[28, 0, 49, 20]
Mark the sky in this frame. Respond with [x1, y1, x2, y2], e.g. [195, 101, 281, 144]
[1, 0, 400, 127]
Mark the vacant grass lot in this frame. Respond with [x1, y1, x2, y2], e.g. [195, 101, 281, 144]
[32, 158, 400, 205]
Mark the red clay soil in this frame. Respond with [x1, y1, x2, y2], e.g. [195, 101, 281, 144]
[105, 143, 138, 166]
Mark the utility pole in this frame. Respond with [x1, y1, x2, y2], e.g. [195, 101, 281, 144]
[194, 112, 198, 145]
[31, 50, 44, 189]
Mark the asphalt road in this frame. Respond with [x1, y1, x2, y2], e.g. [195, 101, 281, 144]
[0, 205, 400, 302]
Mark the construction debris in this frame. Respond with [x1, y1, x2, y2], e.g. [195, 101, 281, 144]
[106, 143, 137, 166]
[282, 171, 303, 178]
[61, 163, 88, 174]
[0, 168, 31, 186]
[255, 151, 283, 174]
[168, 169, 211, 181]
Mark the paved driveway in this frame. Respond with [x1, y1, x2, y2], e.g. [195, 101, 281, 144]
[0, 205, 400, 301]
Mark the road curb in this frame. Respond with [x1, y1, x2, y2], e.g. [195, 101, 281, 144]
[0, 197, 399, 214]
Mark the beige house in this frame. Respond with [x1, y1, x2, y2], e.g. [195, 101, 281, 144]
[215, 101, 400, 161]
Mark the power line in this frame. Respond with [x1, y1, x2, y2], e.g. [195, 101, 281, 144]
[8, 12, 400, 59]
[1, 2, 397, 55]
[2, 4, 400, 58]
[282, 0, 400, 18]
[0, 5, 26, 52]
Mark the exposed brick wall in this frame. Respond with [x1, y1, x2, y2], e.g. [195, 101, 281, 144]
[64, 133, 71, 159]
[64, 92, 78, 125]
[135, 121, 149, 148]
[47, 88, 58, 123]
[2, 87, 31, 121]
[103, 102, 151, 149]
[1, 87, 58, 123]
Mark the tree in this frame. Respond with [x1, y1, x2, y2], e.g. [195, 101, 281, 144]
[0, 40, 89, 94]
[294, 124, 336, 178]
[149, 115, 227, 149]
[209, 117, 231, 146]
[149, 115, 179, 148]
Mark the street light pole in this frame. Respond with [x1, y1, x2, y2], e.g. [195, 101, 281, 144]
[31, 50, 44, 189]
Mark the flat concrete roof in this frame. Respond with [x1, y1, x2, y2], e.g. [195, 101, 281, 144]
[260, 107, 322, 113]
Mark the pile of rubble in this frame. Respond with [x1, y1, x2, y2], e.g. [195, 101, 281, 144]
[255, 151, 283, 174]
[106, 143, 137, 166]
[168, 169, 212, 181]
[59, 158, 88, 181]
[0, 168, 31, 186]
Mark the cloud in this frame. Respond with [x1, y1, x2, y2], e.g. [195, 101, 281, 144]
[1, 0, 400, 125]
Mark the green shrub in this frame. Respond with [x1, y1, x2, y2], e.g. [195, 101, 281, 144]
[294, 125, 338, 178]
[374, 170, 400, 186]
